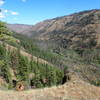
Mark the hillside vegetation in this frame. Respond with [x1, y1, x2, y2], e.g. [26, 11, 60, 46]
[10, 10, 100, 86]
[0, 21, 64, 90]
[0, 10, 100, 100]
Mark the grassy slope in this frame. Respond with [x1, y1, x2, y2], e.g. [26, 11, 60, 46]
[0, 78, 100, 100]
[0, 41, 53, 66]
[2, 33, 100, 86]
[11, 34, 100, 85]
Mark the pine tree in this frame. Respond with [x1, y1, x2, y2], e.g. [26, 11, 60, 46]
[33, 70, 43, 88]
[17, 54, 30, 82]
[0, 45, 12, 88]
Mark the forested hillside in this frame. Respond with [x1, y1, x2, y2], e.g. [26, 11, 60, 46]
[0, 21, 64, 90]
[0, 10, 100, 90]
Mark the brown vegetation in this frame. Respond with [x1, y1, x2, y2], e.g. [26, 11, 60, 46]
[0, 78, 100, 100]
[15, 82, 25, 91]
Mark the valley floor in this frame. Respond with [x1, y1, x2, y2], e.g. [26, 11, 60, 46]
[0, 79, 100, 100]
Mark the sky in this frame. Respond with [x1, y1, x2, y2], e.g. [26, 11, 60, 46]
[0, 0, 100, 25]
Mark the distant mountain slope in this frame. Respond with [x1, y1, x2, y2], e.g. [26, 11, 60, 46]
[7, 24, 33, 36]
[31, 9, 100, 49]
[7, 9, 100, 49]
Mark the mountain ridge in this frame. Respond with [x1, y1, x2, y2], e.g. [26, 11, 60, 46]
[7, 9, 100, 50]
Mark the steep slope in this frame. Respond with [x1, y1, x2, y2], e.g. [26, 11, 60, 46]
[0, 10, 100, 100]
[7, 9, 100, 49]
[0, 21, 64, 90]
[6, 9, 100, 86]
[0, 41, 52, 65]
[31, 9, 100, 49]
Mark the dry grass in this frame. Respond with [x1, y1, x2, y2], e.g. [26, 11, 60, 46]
[0, 79, 100, 100]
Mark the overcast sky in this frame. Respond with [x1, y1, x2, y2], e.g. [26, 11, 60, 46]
[0, 0, 100, 25]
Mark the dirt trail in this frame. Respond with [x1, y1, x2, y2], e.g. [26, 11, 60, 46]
[0, 79, 100, 100]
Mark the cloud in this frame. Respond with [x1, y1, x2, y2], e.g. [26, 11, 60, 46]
[10, 11, 19, 15]
[0, 12, 5, 18]
[0, 9, 19, 19]
[21, 0, 27, 2]
[0, 0, 5, 6]
[0, 0, 19, 19]
[2, 9, 19, 15]
[3, 9, 8, 13]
